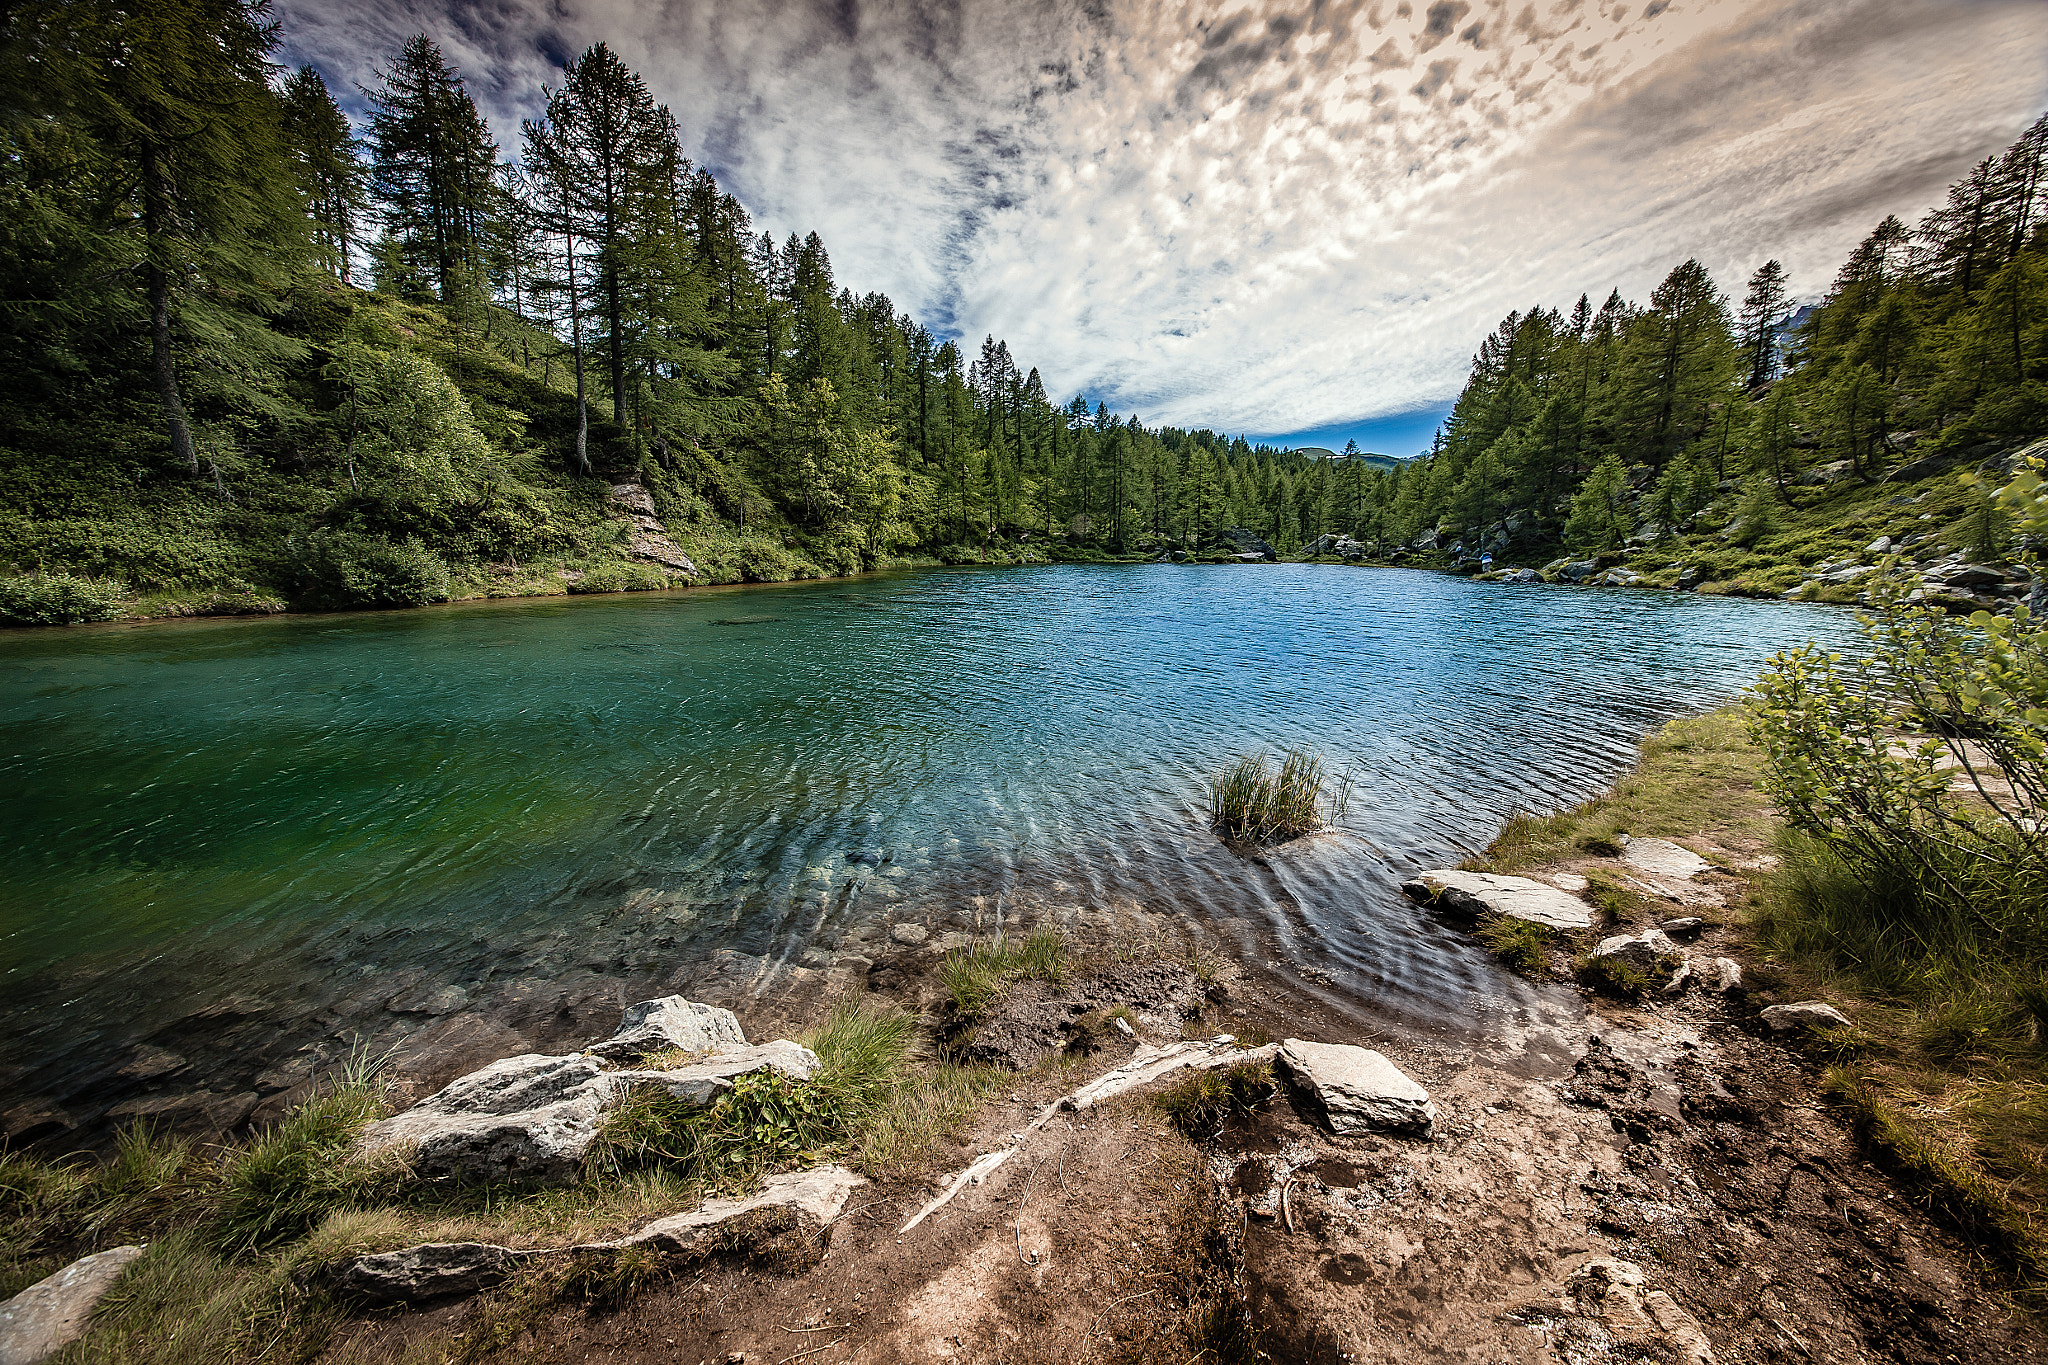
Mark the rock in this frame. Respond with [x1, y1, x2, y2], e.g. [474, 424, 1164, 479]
[607, 482, 700, 576]
[1401, 870, 1593, 930]
[326, 1166, 866, 1305]
[1709, 958, 1743, 992]
[1214, 527, 1278, 562]
[1660, 961, 1695, 996]
[1500, 567, 1540, 584]
[1564, 1259, 1715, 1365]
[613, 1165, 864, 1252]
[326, 1241, 540, 1305]
[1560, 559, 1598, 582]
[1760, 1001, 1851, 1032]
[1619, 835, 1712, 880]
[1932, 562, 2010, 589]
[358, 1040, 817, 1184]
[388, 984, 470, 1016]
[1867, 536, 1893, 554]
[888, 923, 930, 946]
[1659, 917, 1705, 935]
[586, 997, 746, 1063]
[1590, 929, 1678, 974]
[0, 1245, 146, 1365]
[1413, 528, 1440, 551]
[1277, 1039, 1436, 1137]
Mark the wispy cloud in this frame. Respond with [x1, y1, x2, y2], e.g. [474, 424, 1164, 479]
[276, 0, 2048, 442]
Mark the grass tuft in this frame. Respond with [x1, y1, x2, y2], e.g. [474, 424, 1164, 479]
[1208, 748, 1337, 845]
[936, 928, 1066, 1019]
[1153, 1061, 1276, 1138]
[1476, 916, 1552, 976]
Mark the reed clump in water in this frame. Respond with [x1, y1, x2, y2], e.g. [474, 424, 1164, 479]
[1208, 748, 1348, 845]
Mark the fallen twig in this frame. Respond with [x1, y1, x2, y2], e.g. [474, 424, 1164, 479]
[1078, 1289, 1159, 1357]
[774, 1339, 845, 1364]
[900, 1148, 1013, 1233]
[1279, 1175, 1294, 1233]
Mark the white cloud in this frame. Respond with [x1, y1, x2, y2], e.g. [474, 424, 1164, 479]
[276, 0, 2048, 437]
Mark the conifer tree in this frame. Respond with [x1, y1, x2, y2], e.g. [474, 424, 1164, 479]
[1737, 260, 1789, 390]
[279, 66, 366, 284]
[366, 36, 500, 303]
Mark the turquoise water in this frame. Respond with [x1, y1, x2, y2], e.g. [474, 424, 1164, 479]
[0, 565, 1857, 1137]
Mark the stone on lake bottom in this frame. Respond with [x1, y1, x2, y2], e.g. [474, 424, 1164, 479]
[1401, 870, 1593, 930]
[0, 1245, 145, 1365]
[1277, 1039, 1437, 1137]
[889, 923, 930, 946]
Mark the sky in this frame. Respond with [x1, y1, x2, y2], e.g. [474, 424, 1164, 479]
[275, 1, 2048, 458]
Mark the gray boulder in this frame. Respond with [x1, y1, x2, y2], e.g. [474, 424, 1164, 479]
[1760, 1001, 1851, 1031]
[0, 1245, 145, 1365]
[1560, 559, 1598, 583]
[1402, 869, 1593, 930]
[326, 1242, 540, 1305]
[1591, 929, 1679, 974]
[1619, 836, 1712, 880]
[586, 996, 745, 1063]
[1277, 1039, 1436, 1137]
[1500, 567, 1540, 584]
[614, 1164, 864, 1252]
[1709, 957, 1743, 992]
[359, 1041, 820, 1184]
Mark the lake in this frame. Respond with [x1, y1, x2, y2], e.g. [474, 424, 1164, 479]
[0, 564, 1858, 1142]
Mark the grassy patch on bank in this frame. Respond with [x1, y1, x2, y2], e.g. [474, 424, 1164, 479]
[0, 998, 1006, 1361]
[937, 927, 1066, 1019]
[1462, 707, 1773, 875]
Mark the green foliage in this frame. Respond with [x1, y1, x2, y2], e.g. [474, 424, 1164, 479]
[1563, 454, 1631, 551]
[282, 528, 450, 608]
[206, 1079, 396, 1255]
[937, 928, 1067, 1019]
[0, 572, 125, 625]
[1153, 1060, 1276, 1137]
[1208, 747, 1343, 844]
[568, 562, 667, 593]
[1476, 916, 1552, 976]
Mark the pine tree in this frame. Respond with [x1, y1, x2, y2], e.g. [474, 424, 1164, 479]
[1737, 260, 1789, 390]
[366, 36, 500, 303]
[279, 67, 365, 284]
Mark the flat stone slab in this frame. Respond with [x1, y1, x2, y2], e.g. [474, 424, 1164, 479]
[1619, 836, 1713, 880]
[1277, 1039, 1437, 1137]
[586, 996, 745, 1063]
[0, 1245, 145, 1365]
[325, 1166, 864, 1304]
[1761, 1001, 1851, 1031]
[1402, 870, 1594, 930]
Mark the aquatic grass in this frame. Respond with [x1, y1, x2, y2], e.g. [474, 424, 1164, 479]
[1476, 916, 1552, 976]
[1208, 747, 1338, 845]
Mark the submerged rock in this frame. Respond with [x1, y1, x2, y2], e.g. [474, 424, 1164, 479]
[0, 1245, 145, 1365]
[1402, 870, 1594, 930]
[1277, 1039, 1436, 1137]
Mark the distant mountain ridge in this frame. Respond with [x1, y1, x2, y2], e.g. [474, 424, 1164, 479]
[1290, 447, 1406, 473]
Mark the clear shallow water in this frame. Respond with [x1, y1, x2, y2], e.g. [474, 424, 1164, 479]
[0, 565, 1857, 1135]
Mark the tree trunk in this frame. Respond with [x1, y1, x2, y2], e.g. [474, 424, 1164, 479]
[564, 218, 590, 472]
[141, 146, 198, 473]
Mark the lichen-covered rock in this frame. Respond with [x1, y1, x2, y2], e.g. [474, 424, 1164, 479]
[586, 996, 745, 1063]
[1401, 870, 1593, 930]
[611, 1165, 863, 1252]
[1277, 1039, 1436, 1137]
[0, 1245, 145, 1365]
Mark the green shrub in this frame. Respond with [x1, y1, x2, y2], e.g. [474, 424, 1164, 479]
[0, 572, 125, 625]
[282, 529, 450, 609]
[567, 561, 668, 594]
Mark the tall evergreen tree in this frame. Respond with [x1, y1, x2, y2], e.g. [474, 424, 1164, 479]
[1737, 260, 1789, 390]
[365, 36, 499, 303]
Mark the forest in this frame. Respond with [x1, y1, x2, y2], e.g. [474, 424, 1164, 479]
[0, 2, 1352, 620]
[0, 0, 2044, 622]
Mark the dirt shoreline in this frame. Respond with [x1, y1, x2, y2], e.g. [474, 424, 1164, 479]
[313, 841, 2044, 1363]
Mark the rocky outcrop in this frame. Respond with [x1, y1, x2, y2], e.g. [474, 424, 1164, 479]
[1212, 527, 1277, 562]
[1760, 1001, 1851, 1032]
[1563, 1259, 1716, 1365]
[0, 1246, 145, 1365]
[1402, 869, 1594, 930]
[324, 1166, 864, 1305]
[606, 483, 699, 577]
[1619, 836, 1713, 880]
[358, 1000, 818, 1184]
[1276, 1039, 1436, 1137]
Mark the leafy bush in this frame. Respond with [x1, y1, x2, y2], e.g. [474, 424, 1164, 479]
[282, 529, 450, 609]
[567, 561, 668, 594]
[0, 572, 125, 625]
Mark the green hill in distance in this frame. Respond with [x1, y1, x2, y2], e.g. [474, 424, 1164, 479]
[1290, 447, 1405, 473]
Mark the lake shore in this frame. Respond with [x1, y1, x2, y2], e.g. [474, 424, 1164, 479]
[10, 706, 2047, 1363]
